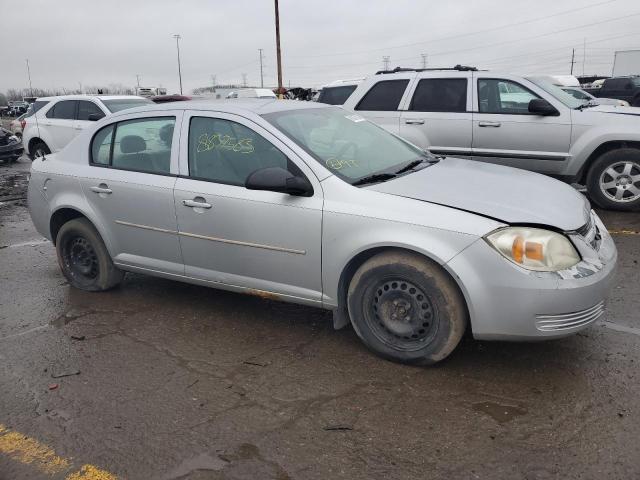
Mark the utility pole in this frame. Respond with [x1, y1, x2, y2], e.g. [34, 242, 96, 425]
[25, 59, 33, 96]
[382, 56, 390, 71]
[173, 34, 183, 94]
[274, 0, 283, 97]
[582, 38, 586, 76]
[421, 53, 427, 69]
[570, 48, 575, 75]
[135, 74, 141, 87]
[242, 73, 248, 87]
[258, 48, 264, 88]
[211, 75, 216, 90]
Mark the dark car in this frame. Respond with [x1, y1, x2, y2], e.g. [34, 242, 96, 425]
[584, 76, 640, 106]
[149, 94, 193, 103]
[0, 128, 23, 163]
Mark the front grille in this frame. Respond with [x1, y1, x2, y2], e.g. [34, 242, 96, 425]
[535, 301, 604, 332]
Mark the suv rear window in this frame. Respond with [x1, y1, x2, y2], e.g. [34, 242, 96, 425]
[409, 78, 467, 112]
[317, 85, 357, 105]
[356, 80, 409, 111]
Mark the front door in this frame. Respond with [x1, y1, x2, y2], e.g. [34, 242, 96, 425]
[399, 75, 473, 156]
[43, 99, 78, 152]
[173, 112, 323, 304]
[472, 76, 572, 174]
[78, 113, 183, 274]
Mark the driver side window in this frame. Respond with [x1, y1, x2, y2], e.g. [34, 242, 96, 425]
[478, 79, 541, 114]
[188, 117, 299, 186]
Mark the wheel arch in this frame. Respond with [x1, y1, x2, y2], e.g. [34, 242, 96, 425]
[27, 136, 47, 153]
[335, 245, 472, 333]
[49, 205, 113, 255]
[578, 140, 640, 184]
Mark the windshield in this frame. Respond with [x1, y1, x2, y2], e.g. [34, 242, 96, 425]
[317, 85, 358, 105]
[527, 77, 585, 108]
[263, 107, 429, 184]
[101, 98, 154, 113]
[562, 87, 593, 101]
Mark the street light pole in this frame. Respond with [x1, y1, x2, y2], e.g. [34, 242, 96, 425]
[26, 59, 33, 96]
[258, 48, 264, 88]
[173, 34, 183, 95]
[274, 0, 283, 97]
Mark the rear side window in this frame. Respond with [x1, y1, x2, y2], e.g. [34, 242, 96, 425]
[317, 85, 357, 105]
[356, 80, 409, 111]
[77, 101, 105, 121]
[409, 78, 468, 112]
[90, 117, 175, 174]
[46, 100, 77, 119]
[188, 116, 293, 187]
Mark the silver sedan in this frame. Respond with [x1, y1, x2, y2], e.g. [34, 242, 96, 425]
[27, 100, 617, 364]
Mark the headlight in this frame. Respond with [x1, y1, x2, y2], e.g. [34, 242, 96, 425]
[485, 227, 580, 271]
[8, 135, 19, 144]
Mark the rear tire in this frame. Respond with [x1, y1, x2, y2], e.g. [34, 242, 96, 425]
[586, 148, 640, 211]
[347, 250, 467, 365]
[29, 140, 50, 160]
[56, 218, 124, 291]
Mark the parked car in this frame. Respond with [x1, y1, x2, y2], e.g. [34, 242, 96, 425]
[561, 86, 629, 107]
[27, 100, 617, 365]
[583, 76, 640, 106]
[22, 95, 153, 159]
[316, 78, 363, 105]
[150, 94, 193, 103]
[226, 89, 276, 99]
[0, 127, 23, 163]
[9, 113, 27, 137]
[342, 66, 640, 210]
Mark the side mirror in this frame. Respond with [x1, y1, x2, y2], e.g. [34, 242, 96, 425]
[245, 167, 313, 197]
[528, 98, 559, 116]
[88, 113, 104, 121]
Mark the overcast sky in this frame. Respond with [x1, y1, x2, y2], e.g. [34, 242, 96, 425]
[3, 0, 640, 94]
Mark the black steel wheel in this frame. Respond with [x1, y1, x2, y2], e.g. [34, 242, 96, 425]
[56, 217, 124, 291]
[348, 250, 467, 365]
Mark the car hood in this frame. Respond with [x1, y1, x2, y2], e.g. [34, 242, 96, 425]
[367, 157, 590, 231]
[585, 105, 640, 115]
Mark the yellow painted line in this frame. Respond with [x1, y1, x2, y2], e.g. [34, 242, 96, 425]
[0, 425, 70, 474]
[608, 229, 640, 235]
[0, 423, 118, 479]
[66, 464, 118, 480]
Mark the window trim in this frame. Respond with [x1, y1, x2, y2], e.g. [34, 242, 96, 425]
[355, 79, 410, 112]
[408, 78, 469, 113]
[185, 115, 307, 189]
[88, 115, 177, 177]
[476, 78, 543, 116]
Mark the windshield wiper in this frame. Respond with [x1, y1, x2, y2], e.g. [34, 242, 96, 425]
[394, 158, 427, 175]
[575, 101, 598, 110]
[351, 173, 397, 186]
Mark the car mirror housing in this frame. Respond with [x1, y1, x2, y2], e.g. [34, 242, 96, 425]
[245, 167, 313, 197]
[528, 98, 559, 116]
[87, 113, 104, 121]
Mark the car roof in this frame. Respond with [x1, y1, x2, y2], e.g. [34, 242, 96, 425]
[35, 95, 147, 101]
[108, 99, 330, 119]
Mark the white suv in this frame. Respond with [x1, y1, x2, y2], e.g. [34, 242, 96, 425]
[23, 95, 153, 159]
[342, 66, 640, 210]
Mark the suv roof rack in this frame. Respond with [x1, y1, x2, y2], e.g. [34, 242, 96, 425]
[375, 64, 478, 75]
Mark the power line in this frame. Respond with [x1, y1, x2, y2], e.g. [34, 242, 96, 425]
[285, 0, 617, 60]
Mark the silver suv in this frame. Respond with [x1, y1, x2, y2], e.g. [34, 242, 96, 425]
[343, 66, 640, 210]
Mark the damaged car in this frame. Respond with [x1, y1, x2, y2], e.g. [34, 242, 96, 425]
[28, 100, 617, 364]
[0, 127, 23, 163]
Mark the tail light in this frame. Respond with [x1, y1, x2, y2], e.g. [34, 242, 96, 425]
[20, 119, 26, 130]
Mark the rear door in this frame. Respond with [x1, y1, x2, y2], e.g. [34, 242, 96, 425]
[345, 77, 412, 134]
[399, 73, 472, 155]
[471, 75, 572, 174]
[43, 100, 77, 151]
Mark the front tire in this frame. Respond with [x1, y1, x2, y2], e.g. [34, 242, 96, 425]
[347, 251, 468, 365]
[586, 148, 640, 211]
[56, 218, 124, 291]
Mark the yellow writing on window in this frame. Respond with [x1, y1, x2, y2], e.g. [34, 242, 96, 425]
[326, 158, 358, 170]
[197, 133, 254, 154]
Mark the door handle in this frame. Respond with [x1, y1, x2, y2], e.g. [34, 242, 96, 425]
[478, 121, 501, 128]
[74, 126, 83, 130]
[90, 184, 112, 194]
[405, 119, 425, 125]
[183, 198, 212, 209]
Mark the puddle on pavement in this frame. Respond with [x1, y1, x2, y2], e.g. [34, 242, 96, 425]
[50, 308, 93, 327]
[472, 401, 528, 423]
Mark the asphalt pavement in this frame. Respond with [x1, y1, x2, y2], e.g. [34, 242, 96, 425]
[1, 158, 639, 480]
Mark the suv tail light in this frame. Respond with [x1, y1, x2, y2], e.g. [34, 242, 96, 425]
[20, 119, 26, 130]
